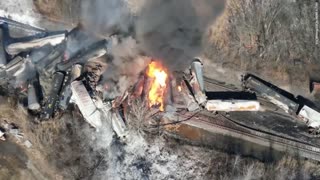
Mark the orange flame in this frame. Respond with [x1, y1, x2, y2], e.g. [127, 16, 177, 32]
[146, 61, 168, 111]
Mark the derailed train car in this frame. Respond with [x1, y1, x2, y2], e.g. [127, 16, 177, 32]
[243, 75, 299, 114]
[184, 59, 260, 112]
[243, 74, 320, 134]
[298, 105, 320, 134]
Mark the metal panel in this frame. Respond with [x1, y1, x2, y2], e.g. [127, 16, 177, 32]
[188, 74, 207, 105]
[71, 81, 102, 128]
[111, 110, 128, 139]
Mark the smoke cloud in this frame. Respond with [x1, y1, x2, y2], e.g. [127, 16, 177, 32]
[81, 0, 225, 71]
[81, 0, 134, 36]
[135, 0, 225, 70]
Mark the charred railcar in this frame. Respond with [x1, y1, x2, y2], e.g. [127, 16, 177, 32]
[243, 75, 299, 114]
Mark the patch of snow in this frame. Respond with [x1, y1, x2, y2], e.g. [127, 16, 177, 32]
[0, 0, 41, 27]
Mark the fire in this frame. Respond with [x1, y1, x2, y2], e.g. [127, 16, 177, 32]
[146, 61, 168, 111]
[177, 86, 182, 92]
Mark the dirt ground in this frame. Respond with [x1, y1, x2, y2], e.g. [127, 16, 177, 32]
[0, 97, 62, 179]
[33, 0, 81, 25]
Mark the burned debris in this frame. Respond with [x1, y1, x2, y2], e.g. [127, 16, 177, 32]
[56, 39, 108, 72]
[0, 17, 128, 139]
[0, 120, 32, 147]
[1, 16, 320, 145]
[59, 64, 82, 110]
[41, 71, 65, 119]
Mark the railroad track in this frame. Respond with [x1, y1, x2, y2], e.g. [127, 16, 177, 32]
[165, 77, 320, 160]
[204, 76, 238, 91]
[182, 112, 320, 161]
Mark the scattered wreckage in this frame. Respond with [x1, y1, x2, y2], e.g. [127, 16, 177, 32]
[0, 120, 32, 147]
[182, 59, 261, 112]
[181, 59, 320, 135]
[0, 16, 320, 144]
[0, 18, 128, 139]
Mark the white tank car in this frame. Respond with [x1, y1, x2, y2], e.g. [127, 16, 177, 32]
[206, 99, 260, 112]
[298, 105, 320, 130]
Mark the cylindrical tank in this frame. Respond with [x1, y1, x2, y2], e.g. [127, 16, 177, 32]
[0, 26, 7, 68]
[191, 58, 204, 92]
[70, 64, 82, 81]
[27, 83, 40, 110]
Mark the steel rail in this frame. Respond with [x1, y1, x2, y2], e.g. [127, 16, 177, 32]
[182, 112, 320, 161]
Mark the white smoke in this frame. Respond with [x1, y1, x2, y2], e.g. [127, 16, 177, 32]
[101, 36, 150, 100]
[81, 0, 134, 36]
[81, 0, 225, 99]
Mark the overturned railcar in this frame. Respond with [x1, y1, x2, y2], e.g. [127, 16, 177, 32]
[41, 72, 65, 119]
[0, 23, 66, 56]
[70, 80, 102, 128]
[185, 58, 207, 105]
[298, 105, 320, 134]
[243, 75, 299, 114]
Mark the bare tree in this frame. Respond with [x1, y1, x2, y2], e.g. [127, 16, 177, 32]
[209, 0, 317, 64]
[127, 99, 150, 135]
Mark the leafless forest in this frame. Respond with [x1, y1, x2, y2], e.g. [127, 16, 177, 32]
[0, 0, 320, 179]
